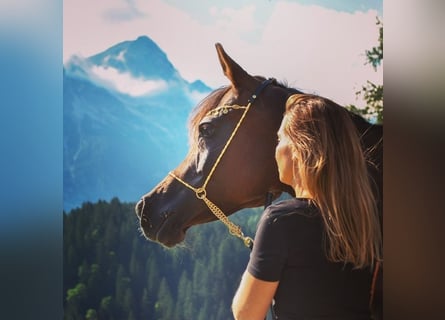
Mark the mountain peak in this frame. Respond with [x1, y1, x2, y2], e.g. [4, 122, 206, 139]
[190, 79, 213, 92]
[88, 35, 178, 80]
[135, 35, 155, 45]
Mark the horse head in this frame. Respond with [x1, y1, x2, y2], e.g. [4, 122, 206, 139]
[135, 43, 294, 247]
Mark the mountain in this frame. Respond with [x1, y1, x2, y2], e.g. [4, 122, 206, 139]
[63, 36, 212, 211]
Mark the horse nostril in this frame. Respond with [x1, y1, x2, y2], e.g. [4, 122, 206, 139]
[135, 199, 145, 219]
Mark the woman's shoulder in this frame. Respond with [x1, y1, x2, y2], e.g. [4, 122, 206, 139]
[263, 198, 319, 222]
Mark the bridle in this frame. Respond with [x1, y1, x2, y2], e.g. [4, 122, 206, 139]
[168, 78, 276, 249]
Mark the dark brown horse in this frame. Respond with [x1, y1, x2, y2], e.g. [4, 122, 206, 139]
[135, 43, 382, 317]
[135, 43, 382, 247]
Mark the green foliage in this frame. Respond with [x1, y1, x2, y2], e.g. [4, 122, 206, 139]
[346, 17, 383, 124]
[63, 198, 262, 319]
[85, 308, 98, 320]
[365, 18, 383, 71]
[66, 283, 87, 302]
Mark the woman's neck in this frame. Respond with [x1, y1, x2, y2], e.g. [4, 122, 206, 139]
[293, 185, 313, 199]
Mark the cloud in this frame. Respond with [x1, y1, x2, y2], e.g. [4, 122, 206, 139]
[210, 5, 258, 37]
[258, 2, 382, 105]
[64, 0, 382, 105]
[187, 89, 211, 105]
[90, 65, 168, 97]
[103, 0, 144, 22]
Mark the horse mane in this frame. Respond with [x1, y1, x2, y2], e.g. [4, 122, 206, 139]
[186, 75, 288, 144]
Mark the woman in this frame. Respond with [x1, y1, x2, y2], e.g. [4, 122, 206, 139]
[232, 94, 382, 320]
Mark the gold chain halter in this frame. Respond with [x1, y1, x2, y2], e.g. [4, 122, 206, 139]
[169, 78, 275, 248]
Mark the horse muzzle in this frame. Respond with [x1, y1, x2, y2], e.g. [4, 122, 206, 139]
[135, 197, 188, 247]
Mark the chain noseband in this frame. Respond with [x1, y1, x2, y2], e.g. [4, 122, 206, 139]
[169, 78, 275, 248]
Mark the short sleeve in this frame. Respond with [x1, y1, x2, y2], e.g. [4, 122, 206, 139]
[247, 208, 288, 282]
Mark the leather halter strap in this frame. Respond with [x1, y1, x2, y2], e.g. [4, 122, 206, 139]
[169, 78, 275, 248]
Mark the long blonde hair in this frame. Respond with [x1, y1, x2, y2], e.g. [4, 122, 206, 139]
[283, 94, 382, 268]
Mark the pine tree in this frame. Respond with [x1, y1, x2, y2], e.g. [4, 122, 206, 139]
[140, 288, 151, 319]
[123, 287, 136, 315]
[115, 264, 131, 306]
[85, 308, 98, 320]
[65, 283, 87, 320]
[155, 277, 174, 320]
[175, 271, 194, 319]
[98, 296, 115, 320]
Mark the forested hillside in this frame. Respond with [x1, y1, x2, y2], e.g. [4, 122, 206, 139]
[63, 198, 263, 320]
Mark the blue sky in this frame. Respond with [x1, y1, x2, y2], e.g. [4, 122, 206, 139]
[64, 0, 383, 106]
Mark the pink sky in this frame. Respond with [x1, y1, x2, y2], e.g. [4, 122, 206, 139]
[64, 0, 382, 107]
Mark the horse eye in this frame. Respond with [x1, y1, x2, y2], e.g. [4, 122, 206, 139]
[199, 123, 215, 138]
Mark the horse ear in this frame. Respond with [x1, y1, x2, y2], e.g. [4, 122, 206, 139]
[215, 43, 253, 89]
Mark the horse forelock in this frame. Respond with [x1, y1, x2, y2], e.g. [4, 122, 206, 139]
[182, 86, 231, 165]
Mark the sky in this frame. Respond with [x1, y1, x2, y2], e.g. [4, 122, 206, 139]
[64, 0, 383, 106]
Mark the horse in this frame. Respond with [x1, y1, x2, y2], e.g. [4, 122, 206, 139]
[135, 43, 383, 318]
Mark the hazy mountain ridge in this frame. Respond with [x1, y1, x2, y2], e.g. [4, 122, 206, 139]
[89, 36, 178, 80]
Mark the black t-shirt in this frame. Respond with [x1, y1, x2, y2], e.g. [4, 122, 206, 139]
[247, 198, 372, 320]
